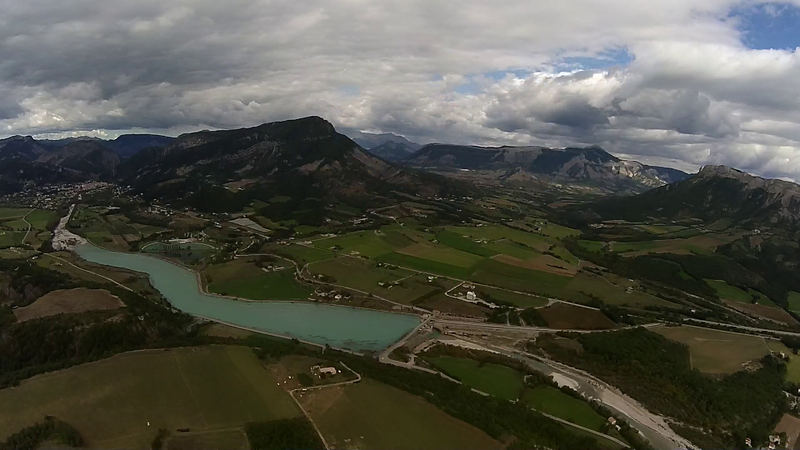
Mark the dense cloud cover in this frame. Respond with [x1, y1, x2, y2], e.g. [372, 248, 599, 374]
[1, 0, 800, 178]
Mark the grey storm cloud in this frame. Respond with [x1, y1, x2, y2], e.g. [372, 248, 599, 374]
[2, 0, 800, 180]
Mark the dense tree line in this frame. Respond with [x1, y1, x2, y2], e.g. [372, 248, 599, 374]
[0, 280, 194, 388]
[0, 260, 77, 308]
[0, 416, 83, 450]
[244, 418, 324, 450]
[564, 238, 788, 309]
[533, 328, 787, 448]
[718, 237, 800, 308]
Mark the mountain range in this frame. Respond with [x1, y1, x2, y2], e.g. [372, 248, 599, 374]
[590, 165, 800, 229]
[117, 117, 459, 212]
[6, 116, 799, 229]
[404, 143, 690, 192]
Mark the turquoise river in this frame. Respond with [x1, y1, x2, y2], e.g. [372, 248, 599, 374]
[75, 244, 420, 352]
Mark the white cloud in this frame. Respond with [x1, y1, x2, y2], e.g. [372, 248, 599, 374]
[1, 0, 800, 179]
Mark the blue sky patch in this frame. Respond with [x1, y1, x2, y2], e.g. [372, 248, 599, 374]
[733, 2, 800, 50]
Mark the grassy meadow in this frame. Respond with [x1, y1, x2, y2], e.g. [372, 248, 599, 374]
[0, 346, 300, 449]
[297, 378, 503, 450]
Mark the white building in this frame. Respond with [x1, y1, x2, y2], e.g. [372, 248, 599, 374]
[466, 291, 477, 301]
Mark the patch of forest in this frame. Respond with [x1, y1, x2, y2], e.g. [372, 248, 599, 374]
[531, 327, 787, 448]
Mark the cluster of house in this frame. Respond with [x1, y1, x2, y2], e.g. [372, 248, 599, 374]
[744, 435, 783, 449]
[4, 181, 115, 209]
[312, 288, 351, 302]
[311, 365, 340, 377]
[743, 435, 784, 449]
[377, 280, 400, 289]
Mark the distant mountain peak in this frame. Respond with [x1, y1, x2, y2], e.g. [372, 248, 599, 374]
[406, 143, 686, 192]
[117, 116, 458, 211]
[594, 164, 800, 228]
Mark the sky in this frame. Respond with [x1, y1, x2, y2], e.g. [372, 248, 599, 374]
[1, 1, 800, 179]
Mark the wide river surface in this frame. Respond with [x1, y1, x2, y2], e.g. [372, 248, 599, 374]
[75, 244, 420, 352]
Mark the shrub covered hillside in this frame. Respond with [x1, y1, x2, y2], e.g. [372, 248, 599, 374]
[533, 327, 787, 448]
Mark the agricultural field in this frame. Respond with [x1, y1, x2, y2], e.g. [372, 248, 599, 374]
[483, 241, 540, 259]
[273, 244, 336, 264]
[0, 346, 300, 449]
[0, 230, 26, 248]
[477, 286, 548, 308]
[567, 272, 677, 308]
[538, 303, 617, 330]
[313, 231, 397, 258]
[578, 240, 606, 253]
[522, 385, 608, 432]
[376, 252, 475, 279]
[396, 242, 484, 268]
[653, 326, 770, 374]
[0, 207, 31, 219]
[0, 247, 37, 259]
[705, 279, 755, 303]
[492, 254, 577, 276]
[205, 258, 312, 300]
[789, 292, 800, 313]
[13, 288, 125, 322]
[423, 356, 525, 400]
[297, 378, 503, 450]
[470, 259, 586, 302]
[632, 224, 687, 235]
[615, 234, 740, 257]
[724, 300, 799, 326]
[415, 293, 492, 317]
[434, 230, 498, 257]
[445, 224, 552, 250]
[165, 429, 249, 450]
[308, 257, 454, 305]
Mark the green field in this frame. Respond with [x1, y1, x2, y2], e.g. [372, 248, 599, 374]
[0, 230, 25, 248]
[654, 326, 770, 374]
[0, 346, 300, 449]
[25, 209, 58, 229]
[314, 231, 398, 258]
[483, 241, 540, 259]
[478, 286, 549, 308]
[523, 385, 608, 432]
[376, 252, 475, 279]
[206, 258, 312, 300]
[789, 292, 800, 312]
[435, 230, 498, 257]
[0, 207, 31, 219]
[539, 303, 617, 330]
[612, 241, 662, 253]
[578, 240, 606, 252]
[273, 244, 336, 264]
[398, 243, 484, 268]
[309, 257, 450, 304]
[470, 259, 585, 301]
[424, 356, 524, 400]
[567, 272, 677, 308]
[704, 279, 755, 303]
[445, 224, 551, 250]
[298, 378, 503, 450]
